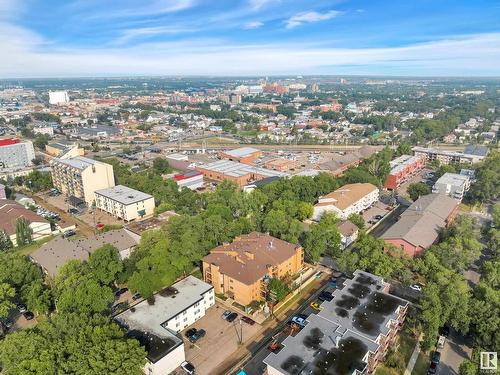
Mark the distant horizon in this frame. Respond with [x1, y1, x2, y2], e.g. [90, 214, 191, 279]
[1, 1, 500, 78]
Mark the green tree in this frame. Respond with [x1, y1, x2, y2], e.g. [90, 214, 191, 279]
[407, 182, 431, 201]
[15, 217, 33, 246]
[420, 283, 443, 351]
[152, 157, 171, 174]
[0, 229, 13, 251]
[88, 244, 123, 285]
[0, 313, 146, 375]
[0, 283, 15, 318]
[303, 213, 341, 262]
[267, 277, 290, 303]
[347, 213, 365, 230]
[21, 280, 52, 315]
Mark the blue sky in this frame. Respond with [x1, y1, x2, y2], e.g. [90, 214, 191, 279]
[1, 0, 500, 77]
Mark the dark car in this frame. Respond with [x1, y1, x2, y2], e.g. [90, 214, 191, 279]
[23, 311, 34, 320]
[439, 325, 451, 337]
[428, 362, 437, 374]
[67, 208, 79, 214]
[318, 291, 334, 302]
[188, 329, 206, 343]
[16, 303, 27, 313]
[241, 316, 255, 325]
[132, 292, 141, 301]
[63, 229, 76, 238]
[3, 319, 14, 329]
[185, 328, 197, 338]
[431, 351, 441, 365]
[114, 288, 129, 297]
[374, 214, 384, 220]
[226, 312, 238, 322]
[112, 302, 129, 313]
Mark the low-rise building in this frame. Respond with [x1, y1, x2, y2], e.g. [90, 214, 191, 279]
[264, 158, 300, 172]
[412, 146, 488, 165]
[196, 159, 288, 188]
[0, 138, 35, 168]
[30, 229, 139, 276]
[51, 156, 115, 206]
[202, 232, 304, 306]
[219, 147, 262, 164]
[45, 141, 83, 158]
[95, 185, 155, 222]
[338, 220, 359, 250]
[381, 193, 459, 257]
[384, 155, 425, 191]
[432, 172, 471, 200]
[264, 270, 409, 375]
[33, 126, 54, 136]
[115, 276, 215, 375]
[0, 199, 51, 247]
[313, 183, 379, 221]
[173, 170, 204, 190]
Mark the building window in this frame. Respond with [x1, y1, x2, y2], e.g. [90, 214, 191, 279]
[176, 322, 180, 327]
[183, 317, 188, 322]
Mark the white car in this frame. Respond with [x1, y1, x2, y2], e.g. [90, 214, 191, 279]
[291, 316, 307, 327]
[410, 284, 422, 292]
[181, 361, 195, 375]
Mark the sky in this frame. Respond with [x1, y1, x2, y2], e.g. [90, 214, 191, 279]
[1, 0, 500, 78]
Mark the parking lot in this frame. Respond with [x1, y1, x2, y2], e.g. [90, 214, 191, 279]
[397, 167, 434, 198]
[181, 302, 261, 375]
[363, 201, 394, 229]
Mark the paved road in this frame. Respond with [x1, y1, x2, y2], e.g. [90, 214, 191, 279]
[437, 331, 473, 375]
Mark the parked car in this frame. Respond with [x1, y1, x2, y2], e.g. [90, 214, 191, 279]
[96, 223, 105, 229]
[112, 302, 128, 314]
[431, 351, 441, 365]
[3, 319, 13, 329]
[63, 229, 76, 238]
[310, 301, 322, 311]
[291, 316, 307, 327]
[181, 361, 195, 375]
[67, 208, 79, 214]
[241, 316, 255, 325]
[132, 293, 141, 301]
[185, 328, 197, 338]
[439, 324, 451, 337]
[221, 310, 232, 320]
[16, 303, 27, 313]
[268, 341, 282, 353]
[188, 329, 206, 343]
[318, 291, 333, 302]
[437, 335, 446, 349]
[427, 362, 437, 374]
[315, 271, 324, 279]
[329, 278, 337, 288]
[114, 287, 128, 297]
[23, 311, 34, 320]
[374, 214, 384, 220]
[297, 313, 308, 320]
[226, 312, 238, 322]
[410, 284, 422, 292]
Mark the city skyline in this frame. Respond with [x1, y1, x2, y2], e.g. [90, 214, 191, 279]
[1, 0, 500, 78]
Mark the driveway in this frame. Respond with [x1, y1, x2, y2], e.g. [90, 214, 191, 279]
[437, 330, 472, 375]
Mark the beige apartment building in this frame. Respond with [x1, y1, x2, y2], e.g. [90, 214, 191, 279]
[95, 185, 155, 222]
[202, 232, 304, 306]
[51, 156, 115, 206]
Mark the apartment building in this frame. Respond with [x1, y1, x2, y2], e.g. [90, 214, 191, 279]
[202, 232, 304, 306]
[51, 156, 115, 206]
[115, 276, 214, 375]
[412, 146, 488, 165]
[264, 270, 409, 375]
[381, 193, 459, 257]
[95, 185, 155, 222]
[384, 154, 425, 191]
[313, 183, 379, 221]
[432, 172, 471, 200]
[0, 138, 35, 168]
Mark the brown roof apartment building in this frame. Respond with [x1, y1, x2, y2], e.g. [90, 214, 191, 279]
[202, 232, 304, 306]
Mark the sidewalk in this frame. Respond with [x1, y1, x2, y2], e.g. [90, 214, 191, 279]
[405, 334, 423, 375]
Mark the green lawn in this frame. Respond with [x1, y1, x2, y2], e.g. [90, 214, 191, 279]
[375, 365, 398, 375]
[412, 351, 430, 375]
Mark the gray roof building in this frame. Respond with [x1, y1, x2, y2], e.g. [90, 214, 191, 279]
[95, 185, 153, 205]
[264, 271, 408, 375]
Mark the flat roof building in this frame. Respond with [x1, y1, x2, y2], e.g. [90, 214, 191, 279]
[384, 155, 425, 191]
[219, 147, 262, 164]
[432, 173, 471, 200]
[264, 270, 409, 375]
[196, 159, 288, 188]
[51, 156, 115, 206]
[115, 276, 215, 375]
[95, 185, 155, 222]
[313, 183, 379, 221]
[412, 146, 487, 165]
[0, 138, 35, 169]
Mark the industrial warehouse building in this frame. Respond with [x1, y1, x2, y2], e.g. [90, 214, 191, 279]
[196, 159, 288, 188]
[219, 147, 262, 164]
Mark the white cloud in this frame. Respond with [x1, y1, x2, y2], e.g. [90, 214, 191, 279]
[248, 0, 278, 11]
[0, 24, 499, 77]
[115, 26, 198, 44]
[244, 21, 264, 29]
[286, 10, 343, 29]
